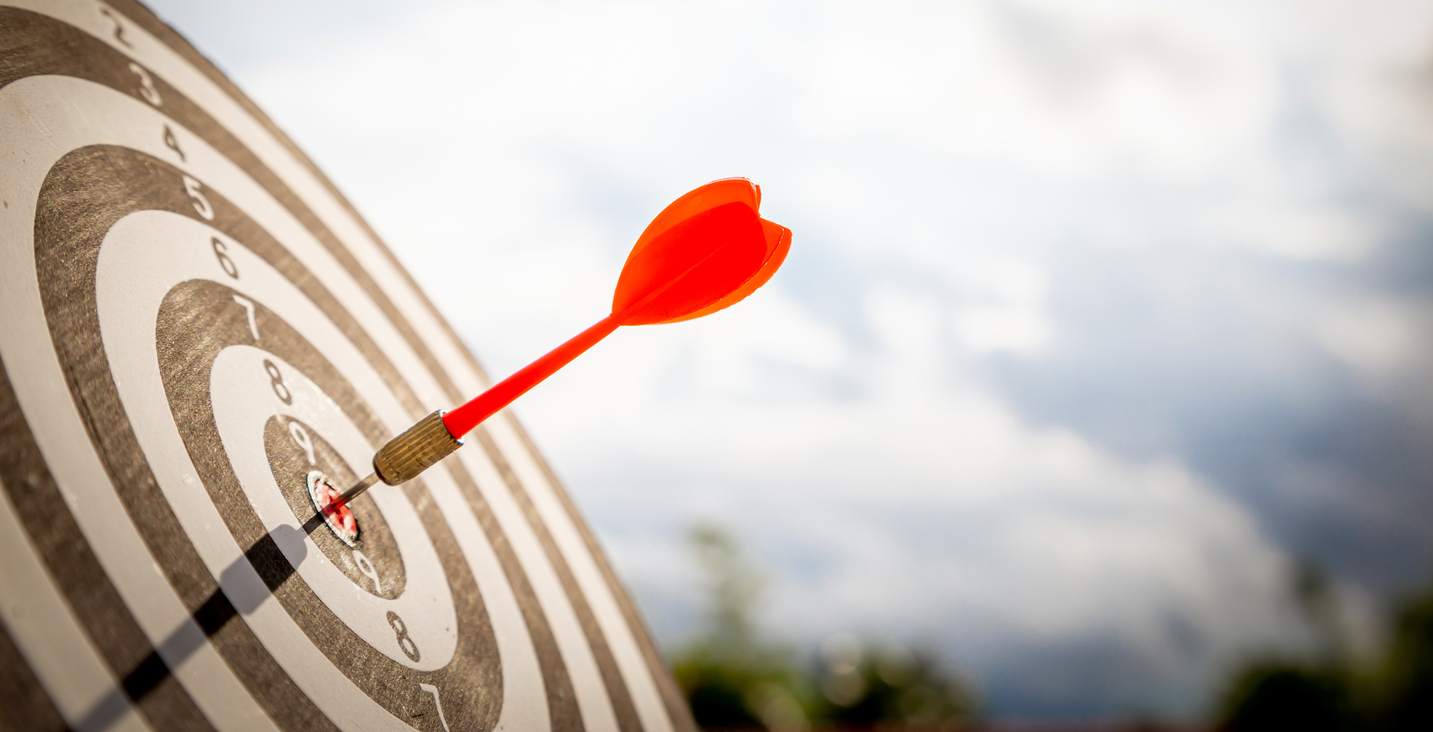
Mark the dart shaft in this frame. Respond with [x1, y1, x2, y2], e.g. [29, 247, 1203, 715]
[443, 314, 619, 439]
[338, 472, 381, 505]
[366, 316, 619, 487]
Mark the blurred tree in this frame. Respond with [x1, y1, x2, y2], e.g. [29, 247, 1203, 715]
[1292, 558, 1347, 663]
[1220, 663, 1350, 732]
[1217, 561, 1433, 732]
[669, 522, 977, 730]
[1218, 559, 1354, 731]
[1367, 580, 1433, 730]
[811, 635, 974, 728]
[670, 522, 809, 731]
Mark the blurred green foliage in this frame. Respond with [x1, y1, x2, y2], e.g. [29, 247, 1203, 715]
[1219, 561, 1433, 731]
[669, 522, 973, 730]
[809, 635, 974, 728]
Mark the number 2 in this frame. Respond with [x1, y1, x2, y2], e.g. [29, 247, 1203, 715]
[100, 8, 133, 48]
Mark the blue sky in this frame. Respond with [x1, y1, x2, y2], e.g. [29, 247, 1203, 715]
[146, 0, 1433, 719]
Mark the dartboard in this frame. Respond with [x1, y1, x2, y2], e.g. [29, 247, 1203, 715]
[0, 2, 694, 731]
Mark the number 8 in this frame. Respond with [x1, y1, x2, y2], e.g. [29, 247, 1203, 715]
[263, 359, 292, 405]
[387, 611, 420, 662]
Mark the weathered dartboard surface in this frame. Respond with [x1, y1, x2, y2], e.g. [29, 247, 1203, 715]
[0, 2, 694, 731]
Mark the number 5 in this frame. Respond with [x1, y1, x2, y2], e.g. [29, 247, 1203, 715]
[183, 175, 214, 221]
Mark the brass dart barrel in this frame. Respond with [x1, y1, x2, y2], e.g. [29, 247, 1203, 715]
[372, 410, 462, 485]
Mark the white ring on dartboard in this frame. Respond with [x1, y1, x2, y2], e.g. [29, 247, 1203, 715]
[209, 346, 457, 669]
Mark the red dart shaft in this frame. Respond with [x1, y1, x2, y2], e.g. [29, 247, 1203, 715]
[364, 178, 788, 489]
[442, 314, 620, 439]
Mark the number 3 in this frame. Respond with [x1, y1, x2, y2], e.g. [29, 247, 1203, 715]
[127, 62, 160, 106]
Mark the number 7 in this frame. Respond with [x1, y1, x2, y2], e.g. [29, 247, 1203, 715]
[232, 294, 259, 340]
[418, 683, 451, 732]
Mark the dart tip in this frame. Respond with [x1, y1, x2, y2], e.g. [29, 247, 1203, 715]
[338, 472, 380, 506]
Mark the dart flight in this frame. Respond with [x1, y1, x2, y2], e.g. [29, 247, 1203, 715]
[357, 178, 792, 493]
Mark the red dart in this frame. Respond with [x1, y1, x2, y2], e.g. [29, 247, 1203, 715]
[358, 178, 791, 491]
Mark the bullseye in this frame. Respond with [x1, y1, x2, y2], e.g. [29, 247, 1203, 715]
[307, 470, 359, 546]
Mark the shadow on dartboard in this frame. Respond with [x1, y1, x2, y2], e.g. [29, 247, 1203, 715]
[77, 519, 318, 732]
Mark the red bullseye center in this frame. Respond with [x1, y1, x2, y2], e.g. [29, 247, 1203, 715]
[306, 470, 359, 546]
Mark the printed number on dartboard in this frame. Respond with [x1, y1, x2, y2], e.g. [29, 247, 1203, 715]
[263, 361, 417, 665]
[388, 610, 421, 662]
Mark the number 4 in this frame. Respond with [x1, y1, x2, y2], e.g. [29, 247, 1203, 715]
[418, 683, 452, 732]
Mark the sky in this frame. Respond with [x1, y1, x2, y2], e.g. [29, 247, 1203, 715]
[143, 0, 1433, 720]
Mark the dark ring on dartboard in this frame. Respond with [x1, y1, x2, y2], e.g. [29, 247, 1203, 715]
[37, 143, 503, 730]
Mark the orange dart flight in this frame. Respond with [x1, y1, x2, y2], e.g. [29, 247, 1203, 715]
[353, 178, 791, 493]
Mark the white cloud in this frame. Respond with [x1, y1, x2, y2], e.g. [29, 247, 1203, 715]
[951, 259, 1053, 355]
[1315, 299, 1433, 401]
